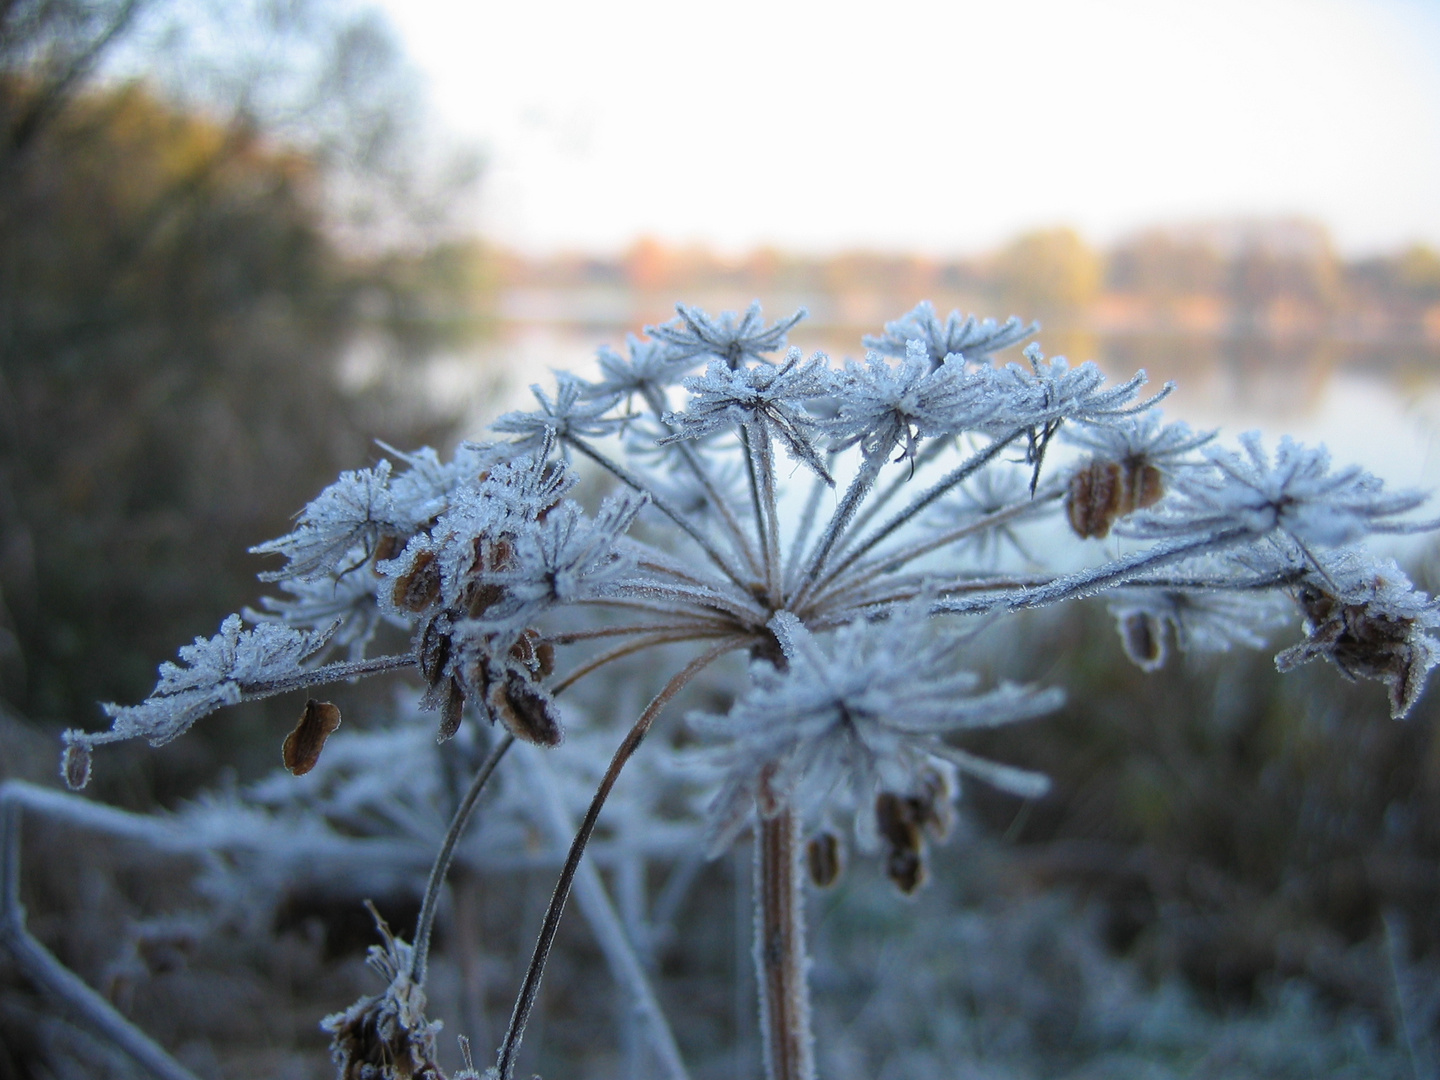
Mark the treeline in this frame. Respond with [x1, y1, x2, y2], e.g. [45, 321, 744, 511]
[499, 223, 1440, 345]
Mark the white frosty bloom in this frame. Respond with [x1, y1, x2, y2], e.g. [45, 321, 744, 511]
[1063, 413, 1215, 474]
[823, 340, 992, 461]
[1106, 587, 1291, 672]
[251, 461, 408, 583]
[492, 373, 626, 448]
[1121, 432, 1430, 549]
[694, 609, 1061, 857]
[863, 301, 1035, 367]
[662, 348, 835, 479]
[585, 333, 692, 401]
[75, 615, 337, 751]
[648, 300, 805, 367]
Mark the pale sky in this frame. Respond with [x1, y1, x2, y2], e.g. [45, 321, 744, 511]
[377, 0, 1440, 256]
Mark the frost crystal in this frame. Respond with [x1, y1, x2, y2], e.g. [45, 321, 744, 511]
[864, 301, 1036, 367]
[77, 616, 337, 751]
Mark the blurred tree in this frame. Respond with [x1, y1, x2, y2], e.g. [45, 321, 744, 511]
[0, 0, 485, 749]
[991, 227, 1102, 319]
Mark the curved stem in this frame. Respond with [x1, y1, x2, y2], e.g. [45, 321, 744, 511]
[551, 630, 732, 696]
[409, 734, 514, 984]
[494, 637, 745, 1080]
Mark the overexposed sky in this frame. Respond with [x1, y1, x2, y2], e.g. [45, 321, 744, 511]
[377, 0, 1440, 256]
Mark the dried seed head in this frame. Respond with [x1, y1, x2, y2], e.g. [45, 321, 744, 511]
[283, 700, 342, 776]
[489, 670, 563, 746]
[392, 549, 442, 613]
[806, 831, 844, 888]
[1277, 583, 1438, 719]
[1066, 457, 1166, 539]
[322, 905, 445, 1080]
[62, 740, 92, 790]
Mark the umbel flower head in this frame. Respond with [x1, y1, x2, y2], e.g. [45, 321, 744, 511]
[693, 606, 1062, 885]
[67, 299, 1440, 813]
[59, 299, 1440, 1080]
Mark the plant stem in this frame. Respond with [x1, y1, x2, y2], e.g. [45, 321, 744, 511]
[409, 733, 514, 985]
[754, 805, 815, 1080]
[494, 637, 744, 1080]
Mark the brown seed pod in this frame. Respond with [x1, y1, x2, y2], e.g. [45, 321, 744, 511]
[490, 670, 563, 746]
[508, 628, 556, 680]
[875, 792, 923, 854]
[1119, 610, 1167, 671]
[1066, 460, 1123, 538]
[806, 831, 844, 888]
[1279, 583, 1432, 718]
[436, 677, 465, 743]
[418, 617, 452, 687]
[886, 846, 926, 895]
[392, 548, 441, 612]
[283, 699, 342, 776]
[1066, 457, 1166, 539]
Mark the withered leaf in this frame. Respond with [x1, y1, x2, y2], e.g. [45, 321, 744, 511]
[283, 699, 342, 776]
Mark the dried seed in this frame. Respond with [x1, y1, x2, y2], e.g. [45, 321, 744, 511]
[490, 670, 562, 746]
[62, 741, 92, 790]
[886, 847, 926, 895]
[392, 548, 441, 612]
[806, 832, 844, 888]
[418, 617, 452, 686]
[283, 700, 342, 776]
[1066, 460, 1123, 538]
[1120, 610, 1167, 671]
[370, 532, 404, 566]
[437, 677, 465, 742]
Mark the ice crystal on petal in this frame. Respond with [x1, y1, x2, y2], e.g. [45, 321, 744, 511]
[863, 301, 1036, 367]
[1122, 433, 1429, 549]
[252, 461, 408, 583]
[695, 609, 1060, 856]
[492, 373, 626, 448]
[823, 341, 991, 461]
[662, 348, 835, 479]
[648, 300, 805, 367]
[77, 616, 337, 753]
[585, 333, 692, 401]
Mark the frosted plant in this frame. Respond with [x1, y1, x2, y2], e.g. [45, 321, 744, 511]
[58, 301, 1440, 1080]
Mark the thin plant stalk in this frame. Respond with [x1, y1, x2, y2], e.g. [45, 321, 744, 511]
[409, 733, 514, 985]
[754, 804, 814, 1080]
[494, 637, 746, 1080]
